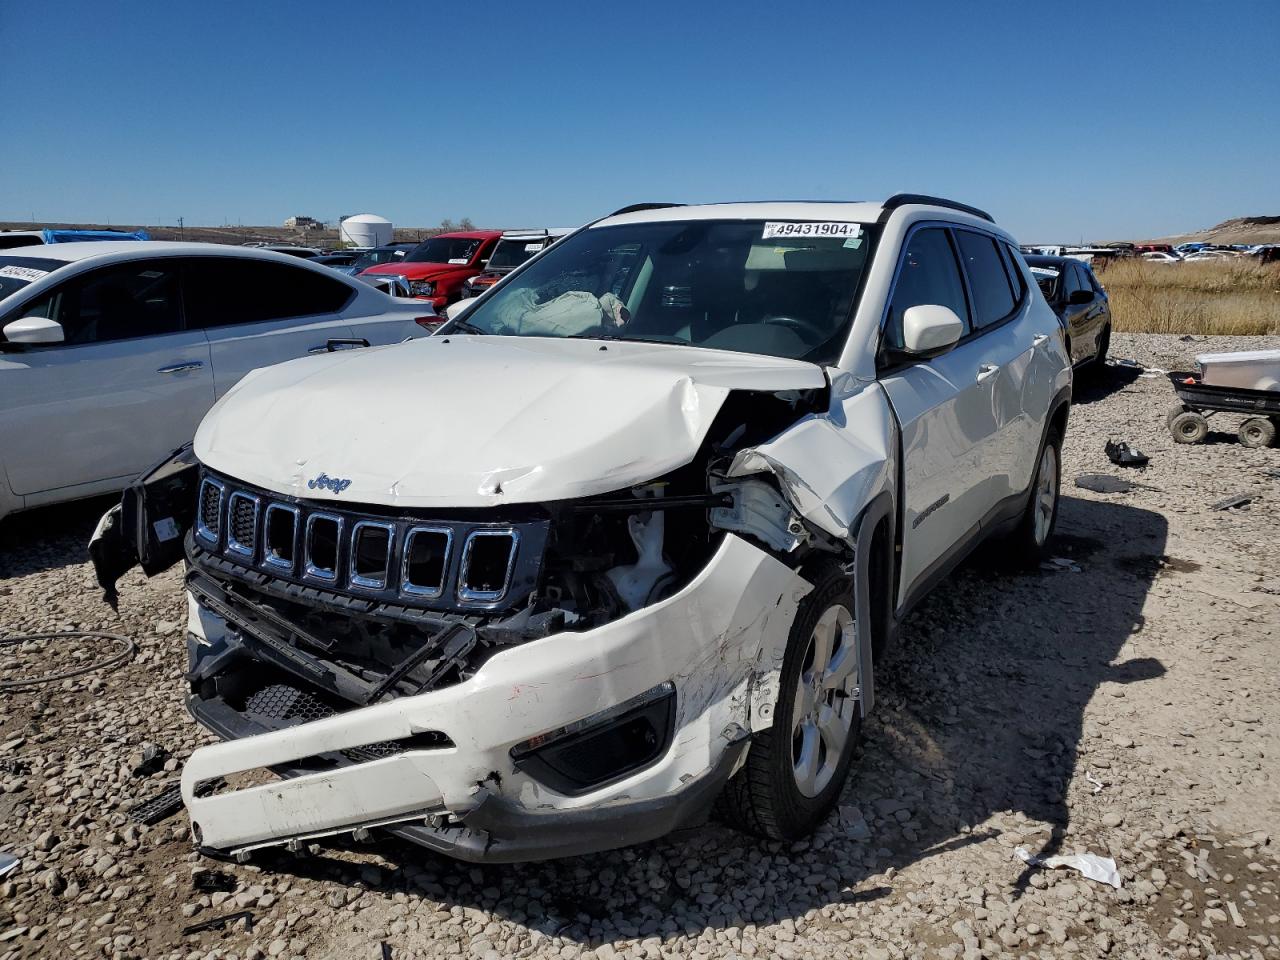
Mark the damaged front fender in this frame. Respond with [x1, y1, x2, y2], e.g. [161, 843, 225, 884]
[726, 374, 896, 547]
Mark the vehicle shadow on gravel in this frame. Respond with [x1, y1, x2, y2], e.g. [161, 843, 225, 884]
[1071, 361, 1142, 405]
[246, 495, 1168, 944]
[0, 495, 116, 580]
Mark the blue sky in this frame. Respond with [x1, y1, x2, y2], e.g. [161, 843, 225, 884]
[3, 1, 1277, 241]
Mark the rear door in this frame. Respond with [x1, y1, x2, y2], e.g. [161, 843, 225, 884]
[0, 258, 213, 495]
[952, 229, 1036, 505]
[183, 258, 356, 398]
[877, 227, 1007, 605]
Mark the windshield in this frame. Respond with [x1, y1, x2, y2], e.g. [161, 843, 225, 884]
[487, 237, 550, 271]
[405, 237, 483, 265]
[352, 248, 405, 271]
[448, 220, 874, 362]
[0, 256, 65, 302]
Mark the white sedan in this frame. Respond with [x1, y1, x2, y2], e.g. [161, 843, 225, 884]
[0, 242, 437, 522]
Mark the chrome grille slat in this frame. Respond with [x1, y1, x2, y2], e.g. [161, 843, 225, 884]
[226, 492, 260, 557]
[196, 478, 225, 545]
[457, 529, 519, 603]
[304, 513, 344, 582]
[262, 503, 300, 573]
[349, 520, 395, 591]
[401, 525, 453, 600]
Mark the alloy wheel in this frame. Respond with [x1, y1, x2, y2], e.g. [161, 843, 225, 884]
[790, 603, 858, 798]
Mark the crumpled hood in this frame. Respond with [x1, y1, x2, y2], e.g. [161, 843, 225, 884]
[194, 336, 826, 508]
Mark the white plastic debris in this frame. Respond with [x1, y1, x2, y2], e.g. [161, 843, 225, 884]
[1015, 846, 1122, 889]
[0, 851, 19, 878]
[1086, 772, 1106, 794]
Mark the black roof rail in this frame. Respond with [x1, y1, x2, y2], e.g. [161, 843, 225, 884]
[608, 202, 685, 217]
[879, 193, 994, 223]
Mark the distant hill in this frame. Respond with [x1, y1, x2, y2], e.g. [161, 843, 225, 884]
[0, 221, 454, 247]
[1149, 216, 1280, 246]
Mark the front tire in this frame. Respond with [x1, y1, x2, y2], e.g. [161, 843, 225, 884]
[717, 563, 863, 841]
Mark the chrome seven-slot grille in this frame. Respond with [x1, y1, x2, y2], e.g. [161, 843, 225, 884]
[194, 472, 549, 612]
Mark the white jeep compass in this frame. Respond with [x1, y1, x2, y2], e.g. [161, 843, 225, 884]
[93, 195, 1072, 862]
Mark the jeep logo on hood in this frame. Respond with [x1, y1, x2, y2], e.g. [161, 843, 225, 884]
[307, 473, 352, 494]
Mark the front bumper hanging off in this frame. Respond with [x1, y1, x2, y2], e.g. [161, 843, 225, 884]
[180, 534, 812, 862]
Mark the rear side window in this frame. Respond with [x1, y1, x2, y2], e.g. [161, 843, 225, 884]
[955, 231, 1015, 329]
[999, 243, 1028, 302]
[885, 228, 970, 351]
[184, 258, 353, 328]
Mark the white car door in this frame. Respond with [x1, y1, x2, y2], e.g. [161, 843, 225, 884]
[875, 227, 1009, 606]
[182, 257, 356, 398]
[950, 229, 1037, 505]
[0, 258, 213, 496]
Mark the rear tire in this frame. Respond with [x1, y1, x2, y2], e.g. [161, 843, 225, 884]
[1239, 417, 1276, 449]
[1093, 323, 1111, 367]
[1170, 411, 1209, 444]
[717, 562, 863, 841]
[1166, 401, 1190, 429]
[1005, 424, 1062, 567]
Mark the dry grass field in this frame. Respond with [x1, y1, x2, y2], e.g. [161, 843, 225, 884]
[1102, 258, 1280, 335]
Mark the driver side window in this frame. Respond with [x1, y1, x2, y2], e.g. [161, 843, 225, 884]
[884, 228, 971, 351]
[22, 261, 183, 345]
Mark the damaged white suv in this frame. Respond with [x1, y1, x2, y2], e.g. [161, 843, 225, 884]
[92, 195, 1071, 862]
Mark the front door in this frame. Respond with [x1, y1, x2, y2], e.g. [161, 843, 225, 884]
[876, 227, 1006, 605]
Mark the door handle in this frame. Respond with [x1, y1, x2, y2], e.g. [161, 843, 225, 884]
[157, 361, 204, 374]
[977, 363, 1000, 383]
[1033, 334, 1049, 347]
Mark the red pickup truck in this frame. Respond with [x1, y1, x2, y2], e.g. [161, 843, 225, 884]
[358, 230, 501, 310]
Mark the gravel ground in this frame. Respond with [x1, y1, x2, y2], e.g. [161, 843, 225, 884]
[2, 332, 1278, 960]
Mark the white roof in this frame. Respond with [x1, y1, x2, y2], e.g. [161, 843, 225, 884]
[595, 201, 888, 228]
[2, 240, 321, 266]
[343, 213, 391, 224]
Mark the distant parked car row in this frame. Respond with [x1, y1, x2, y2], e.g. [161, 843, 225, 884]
[1022, 240, 1279, 269]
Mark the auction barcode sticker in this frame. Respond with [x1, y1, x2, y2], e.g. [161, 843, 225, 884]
[762, 222, 862, 240]
[0, 265, 49, 282]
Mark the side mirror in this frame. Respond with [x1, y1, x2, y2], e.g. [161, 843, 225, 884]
[1067, 289, 1093, 305]
[901, 304, 963, 358]
[3, 316, 65, 345]
[445, 297, 479, 320]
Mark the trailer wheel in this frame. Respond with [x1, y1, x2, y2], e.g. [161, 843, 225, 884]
[1170, 411, 1209, 444]
[1239, 417, 1276, 449]
[1166, 401, 1190, 429]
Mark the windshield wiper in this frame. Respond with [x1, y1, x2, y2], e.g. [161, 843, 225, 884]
[565, 333, 683, 346]
[446, 319, 486, 335]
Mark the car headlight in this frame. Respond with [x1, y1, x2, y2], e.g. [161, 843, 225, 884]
[409, 280, 436, 297]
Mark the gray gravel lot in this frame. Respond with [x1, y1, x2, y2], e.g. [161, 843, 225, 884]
[1, 333, 1278, 960]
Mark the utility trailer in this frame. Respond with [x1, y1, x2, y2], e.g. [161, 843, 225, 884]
[1166, 372, 1280, 448]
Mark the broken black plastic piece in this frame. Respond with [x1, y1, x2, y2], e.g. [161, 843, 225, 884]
[129, 777, 224, 826]
[1104, 440, 1150, 467]
[182, 910, 254, 935]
